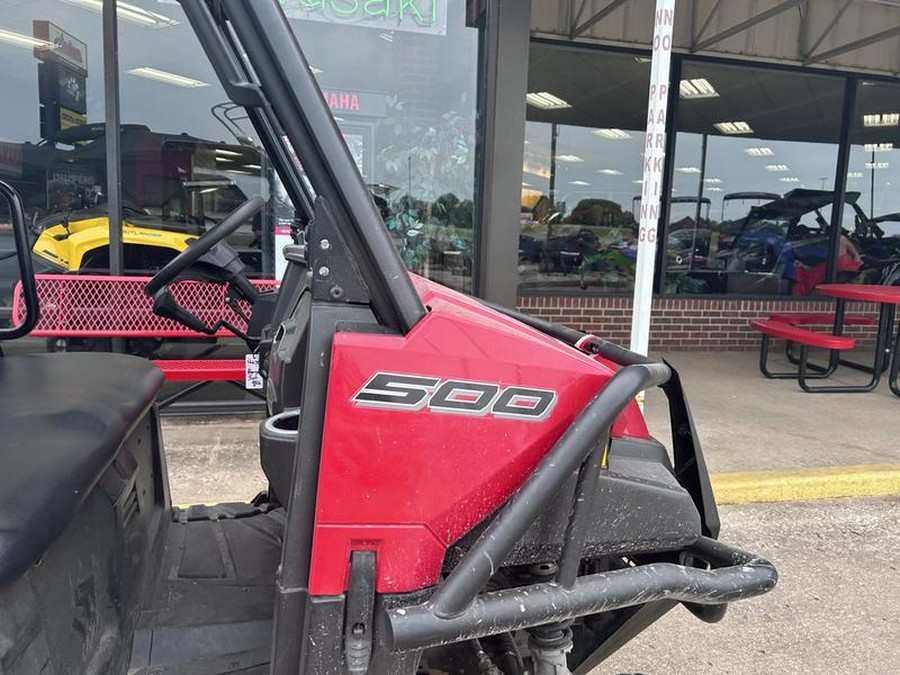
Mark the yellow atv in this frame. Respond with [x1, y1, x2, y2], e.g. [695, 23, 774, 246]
[31, 208, 196, 275]
[29, 206, 256, 357]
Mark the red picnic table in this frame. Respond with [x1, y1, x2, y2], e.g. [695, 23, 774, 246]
[814, 284, 900, 396]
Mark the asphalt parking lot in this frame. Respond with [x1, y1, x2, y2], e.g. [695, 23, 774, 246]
[595, 496, 900, 675]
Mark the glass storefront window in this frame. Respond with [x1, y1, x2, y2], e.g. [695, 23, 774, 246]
[0, 1, 103, 329]
[668, 62, 844, 296]
[118, 1, 276, 279]
[520, 45, 649, 294]
[846, 81, 900, 287]
[287, 0, 479, 293]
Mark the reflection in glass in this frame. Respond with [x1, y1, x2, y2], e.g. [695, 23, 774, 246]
[0, 1, 104, 338]
[117, 2, 278, 278]
[846, 81, 900, 287]
[520, 46, 649, 294]
[291, 3, 478, 292]
[668, 62, 844, 295]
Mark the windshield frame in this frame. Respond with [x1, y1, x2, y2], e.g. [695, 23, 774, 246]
[179, 0, 426, 334]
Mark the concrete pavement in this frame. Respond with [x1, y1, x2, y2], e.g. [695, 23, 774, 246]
[643, 350, 899, 474]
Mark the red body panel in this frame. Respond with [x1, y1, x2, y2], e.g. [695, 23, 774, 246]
[309, 276, 649, 595]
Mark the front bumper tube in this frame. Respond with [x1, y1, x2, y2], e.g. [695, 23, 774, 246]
[386, 536, 777, 652]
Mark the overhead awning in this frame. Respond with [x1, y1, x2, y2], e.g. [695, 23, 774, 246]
[532, 0, 900, 77]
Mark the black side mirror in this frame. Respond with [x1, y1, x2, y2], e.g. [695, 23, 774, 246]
[0, 181, 39, 339]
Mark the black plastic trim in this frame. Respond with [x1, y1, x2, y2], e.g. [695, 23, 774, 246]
[344, 551, 377, 674]
[270, 303, 382, 674]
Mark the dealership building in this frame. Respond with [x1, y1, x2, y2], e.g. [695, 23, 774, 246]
[1, 0, 899, 350]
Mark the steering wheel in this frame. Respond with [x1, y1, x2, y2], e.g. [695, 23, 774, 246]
[144, 195, 267, 296]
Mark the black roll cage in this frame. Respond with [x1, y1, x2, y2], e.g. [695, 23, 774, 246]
[179, 0, 426, 335]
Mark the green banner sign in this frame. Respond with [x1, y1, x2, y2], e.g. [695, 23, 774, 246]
[279, 0, 447, 36]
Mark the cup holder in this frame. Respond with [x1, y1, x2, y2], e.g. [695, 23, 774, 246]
[265, 408, 300, 434]
[259, 408, 300, 505]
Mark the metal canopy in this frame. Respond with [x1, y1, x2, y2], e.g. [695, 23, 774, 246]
[542, 0, 900, 76]
[571, 0, 630, 38]
[691, 0, 803, 53]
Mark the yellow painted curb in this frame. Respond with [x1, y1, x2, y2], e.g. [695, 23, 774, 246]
[175, 465, 900, 510]
[711, 464, 900, 505]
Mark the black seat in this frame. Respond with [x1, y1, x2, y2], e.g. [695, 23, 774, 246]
[0, 353, 164, 585]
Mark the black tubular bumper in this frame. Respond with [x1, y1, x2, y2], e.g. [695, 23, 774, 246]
[382, 304, 778, 654]
[386, 537, 777, 652]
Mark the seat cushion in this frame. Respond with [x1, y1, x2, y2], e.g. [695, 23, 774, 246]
[0, 353, 164, 585]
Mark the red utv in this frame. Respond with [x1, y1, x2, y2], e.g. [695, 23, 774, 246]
[0, 2, 776, 674]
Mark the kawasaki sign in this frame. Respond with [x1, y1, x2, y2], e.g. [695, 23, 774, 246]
[279, 0, 447, 35]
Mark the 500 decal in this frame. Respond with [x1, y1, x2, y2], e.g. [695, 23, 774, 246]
[352, 372, 557, 422]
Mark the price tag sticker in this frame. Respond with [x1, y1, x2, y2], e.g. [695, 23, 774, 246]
[245, 353, 263, 390]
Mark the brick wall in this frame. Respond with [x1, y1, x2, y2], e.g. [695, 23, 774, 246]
[516, 295, 881, 351]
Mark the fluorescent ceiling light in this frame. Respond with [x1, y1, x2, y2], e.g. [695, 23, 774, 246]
[632, 179, 644, 184]
[863, 113, 899, 127]
[522, 182, 532, 187]
[310, 66, 324, 75]
[866, 161, 889, 169]
[680, 78, 719, 99]
[676, 166, 701, 174]
[847, 172, 863, 178]
[569, 180, 591, 186]
[556, 154, 584, 163]
[183, 179, 233, 188]
[598, 169, 623, 175]
[864, 142, 893, 152]
[634, 56, 652, 63]
[243, 164, 262, 170]
[704, 178, 722, 183]
[378, 31, 394, 43]
[779, 177, 800, 183]
[60, 0, 178, 28]
[745, 147, 774, 156]
[215, 149, 243, 157]
[593, 128, 632, 140]
[526, 92, 571, 110]
[714, 120, 753, 135]
[707, 187, 723, 192]
[128, 67, 208, 88]
[765, 164, 790, 172]
[0, 27, 52, 49]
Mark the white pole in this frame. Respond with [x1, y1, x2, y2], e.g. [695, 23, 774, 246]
[630, 0, 676, 358]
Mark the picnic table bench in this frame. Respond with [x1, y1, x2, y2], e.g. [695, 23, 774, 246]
[767, 312, 876, 327]
[12, 274, 279, 407]
[750, 304, 884, 393]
